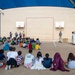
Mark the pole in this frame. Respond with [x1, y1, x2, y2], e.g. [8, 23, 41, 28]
[0, 12, 1, 37]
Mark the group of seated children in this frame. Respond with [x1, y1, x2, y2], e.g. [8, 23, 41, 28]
[2, 37, 41, 51]
[4, 47, 24, 70]
[19, 38, 41, 50]
[1, 46, 75, 71]
[24, 50, 51, 70]
[24, 50, 75, 71]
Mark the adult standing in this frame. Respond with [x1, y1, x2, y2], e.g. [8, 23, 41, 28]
[72, 32, 75, 45]
[59, 31, 62, 43]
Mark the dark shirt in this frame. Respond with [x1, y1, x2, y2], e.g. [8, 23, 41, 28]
[0, 54, 5, 60]
[43, 58, 52, 68]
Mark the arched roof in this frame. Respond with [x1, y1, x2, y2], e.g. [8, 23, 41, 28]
[0, 0, 75, 10]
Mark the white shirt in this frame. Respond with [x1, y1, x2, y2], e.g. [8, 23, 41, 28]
[35, 57, 43, 64]
[68, 60, 75, 69]
[7, 51, 18, 60]
[23, 43, 27, 47]
[24, 53, 34, 64]
[31, 57, 46, 70]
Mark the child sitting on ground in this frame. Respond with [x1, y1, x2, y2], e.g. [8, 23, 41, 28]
[36, 38, 41, 45]
[66, 53, 75, 69]
[50, 52, 69, 72]
[35, 43, 41, 50]
[32, 42, 35, 50]
[43, 53, 52, 68]
[22, 42, 27, 48]
[19, 41, 23, 47]
[11, 39, 16, 45]
[28, 42, 32, 51]
[5, 47, 18, 70]
[17, 51, 24, 67]
[0, 49, 6, 63]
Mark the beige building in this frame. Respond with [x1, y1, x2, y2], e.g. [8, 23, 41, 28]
[1, 7, 75, 42]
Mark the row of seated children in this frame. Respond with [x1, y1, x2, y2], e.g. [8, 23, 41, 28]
[0, 36, 21, 46]
[24, 50, 75, 71]
[2, 38, 35, 51]
[19, 38, 41, 50]
[2, 37, 41, 51]
[1, 49, 51, 70]
[20, 42, 41, 50]
[11, 37, 41, 45]
[11, 37, 24, 45]
[10, 37, 27, 45]
[24, 50, 51, 70]
[0, 35, 41, 46]
[1, 47, 75, 71]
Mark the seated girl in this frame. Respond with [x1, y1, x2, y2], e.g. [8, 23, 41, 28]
[43, 53, 52, 68]
[50, 52, 69, 72]
[31, 51, 46, 70]
[66, 53, 75, 69]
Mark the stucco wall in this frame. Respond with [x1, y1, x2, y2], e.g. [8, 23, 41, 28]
[1, 7, 75, 42]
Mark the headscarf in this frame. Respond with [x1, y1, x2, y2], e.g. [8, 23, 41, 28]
[50, 52, 69, 72]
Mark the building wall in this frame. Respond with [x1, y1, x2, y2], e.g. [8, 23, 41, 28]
[1, 7, 75, 42]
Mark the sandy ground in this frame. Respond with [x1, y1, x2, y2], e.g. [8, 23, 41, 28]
[0, 42, 75, 75]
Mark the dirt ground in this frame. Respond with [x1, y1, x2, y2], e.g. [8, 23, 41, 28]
[0, 42, 75, 75]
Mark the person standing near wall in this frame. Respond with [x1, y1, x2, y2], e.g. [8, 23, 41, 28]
[15, 32, 18, 38]
[72, 32, 75, 45]
[10, 32, 12, 39]
[59, 31, 62, 43]
[72, 32, 74, 44]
